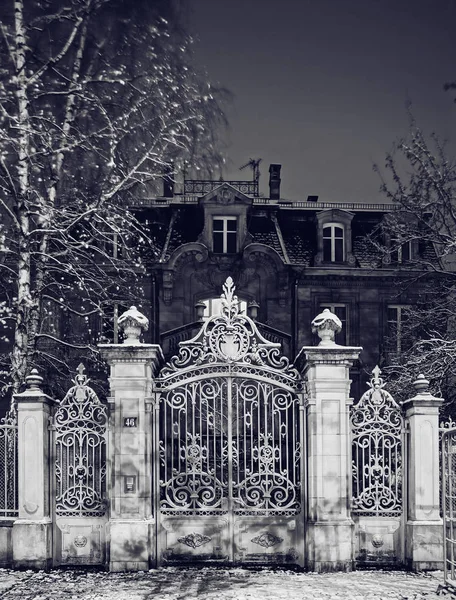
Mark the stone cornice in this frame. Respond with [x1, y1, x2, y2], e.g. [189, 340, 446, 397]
[13, 390, 57, 407]
[294, 345, 362, 372]
[98, 343, 164, 375]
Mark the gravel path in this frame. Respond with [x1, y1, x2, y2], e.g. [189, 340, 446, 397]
[0, 567, 448, 600]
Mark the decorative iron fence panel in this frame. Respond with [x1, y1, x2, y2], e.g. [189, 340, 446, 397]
[0, 413, 18, 517]
[351, 367, 403, 516]
[54, 366, 108, 517]
[184, 180, 259, 196]
[442, 426, 456, 588]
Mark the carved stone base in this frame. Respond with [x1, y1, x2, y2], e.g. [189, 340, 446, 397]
[306, 520, 354, 572]
[109, 519, 154, 572]
[405, 520, 443, 571]
[12, 518, 52, 570]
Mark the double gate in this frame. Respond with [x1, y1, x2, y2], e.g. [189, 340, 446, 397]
[154, 277, 304, 565]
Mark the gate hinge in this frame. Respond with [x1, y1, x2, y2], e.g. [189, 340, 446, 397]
[48, 415, 56, 431]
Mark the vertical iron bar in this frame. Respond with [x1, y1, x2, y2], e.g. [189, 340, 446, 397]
[443, 431, 448, 583]
[227, 375, 234, 562]
[447, 431, 454, 581]
[153, 393, 161, 565]
[401, 416, 407, 565]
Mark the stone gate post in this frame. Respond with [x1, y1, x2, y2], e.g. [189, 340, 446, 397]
[12, 370, 57, 569]
[403, 374, 443, 570]
[99, 306, 163, 572]
[296, 309, 361, 572]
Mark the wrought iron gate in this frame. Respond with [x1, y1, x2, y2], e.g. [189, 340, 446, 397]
[52, 365, 108, 565]
[154, 278, 304, 565]
[442, 426, 456, 589]
[351, 367, 405, 566]
[0, 411, 18, 518]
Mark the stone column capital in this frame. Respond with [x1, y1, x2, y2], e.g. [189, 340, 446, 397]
[99, 343, 164, 376]
[402, 374, 444, 414]
[13, 369, 58, 408]
[294, 345, 362, 373]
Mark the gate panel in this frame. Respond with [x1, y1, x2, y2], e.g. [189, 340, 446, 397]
[351, 367, 404, 567]
[0, 411, 18, 518]
[231, 377, 302, 563]
[442, 427, 456, 589]
[53, 365, 108, 566]
[155, 277, 304, 566]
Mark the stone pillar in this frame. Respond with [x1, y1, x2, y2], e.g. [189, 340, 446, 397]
[403, 374, 443, 570]
[295, 308, 362, 572]
[99, 306, 163, 572]
[12, 370, 57, 569]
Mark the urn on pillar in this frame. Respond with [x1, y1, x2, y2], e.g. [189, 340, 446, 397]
[117, 306, 149, 344]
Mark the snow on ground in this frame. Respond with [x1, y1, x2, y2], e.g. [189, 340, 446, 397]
[0, 567, 448, 600]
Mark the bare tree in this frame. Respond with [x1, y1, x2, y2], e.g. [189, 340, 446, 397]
[370, 124, 456, 415]
[0, 0, 228, 401]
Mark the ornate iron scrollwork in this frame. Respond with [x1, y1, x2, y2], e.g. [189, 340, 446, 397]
[351, 367, 403, 516]
[157, 278, 301, 519]
[54, 364, 107, 516]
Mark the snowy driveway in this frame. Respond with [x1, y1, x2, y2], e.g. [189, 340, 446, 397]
[0, 567, 448, 599]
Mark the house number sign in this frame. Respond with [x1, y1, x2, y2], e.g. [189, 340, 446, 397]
[123, 417, 138, 428]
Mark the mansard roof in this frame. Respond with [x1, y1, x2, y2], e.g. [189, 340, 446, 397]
[142, 199, 440, 270]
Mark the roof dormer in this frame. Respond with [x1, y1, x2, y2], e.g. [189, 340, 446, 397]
[197, 183, 253, 254]
[315, 208, 356, 266]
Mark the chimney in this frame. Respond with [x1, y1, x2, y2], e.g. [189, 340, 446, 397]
[163, 163, 174, 198]
[269, 164, 281, 200]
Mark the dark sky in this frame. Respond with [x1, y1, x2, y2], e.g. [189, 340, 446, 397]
[188, 0, 456, 202]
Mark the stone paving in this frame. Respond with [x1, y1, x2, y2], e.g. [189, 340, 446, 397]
[0, 567, 451, 600]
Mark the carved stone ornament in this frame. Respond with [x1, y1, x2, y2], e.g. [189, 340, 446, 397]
[251, 532, 283, 548]
[160, 277, 300, 380]
[311, 308, 342, 346]
[74, 535, 88, 548]
[371, 534, 384, 549]
[177, 533, 211, 549]
[118, 306, 149, 344]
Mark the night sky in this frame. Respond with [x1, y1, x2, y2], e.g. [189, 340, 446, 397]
[189, 0, 456, 202]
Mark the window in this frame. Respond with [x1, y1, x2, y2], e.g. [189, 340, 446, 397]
[387, 305, 410, 354]
[213, 217, 237, 254]
[391, 241, 412, 264]
[323, 224, 344, 262]
[101, 303, 128, 343]
[320, 303, 347, 345]
[201, 297, 247, 321]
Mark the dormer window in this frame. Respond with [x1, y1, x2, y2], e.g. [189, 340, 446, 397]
[213, 216, 237, 254]
[316, 209, 355, 266]
[391, 241, 413, 264]
[323, 224, 344, 262]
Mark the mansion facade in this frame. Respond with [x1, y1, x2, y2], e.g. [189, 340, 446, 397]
[126, 165, 437, 400]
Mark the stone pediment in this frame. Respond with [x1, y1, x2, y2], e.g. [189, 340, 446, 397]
[198, 183, 253, 208]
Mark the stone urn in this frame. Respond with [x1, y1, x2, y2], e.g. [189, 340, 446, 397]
[311, 308, 342, 346]
[118, 306, 149, 344]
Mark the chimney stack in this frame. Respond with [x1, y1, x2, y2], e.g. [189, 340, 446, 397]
[269, 164, 281, 200]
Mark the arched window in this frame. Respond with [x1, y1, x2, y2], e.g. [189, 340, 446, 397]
[323, 224, 344, 262]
